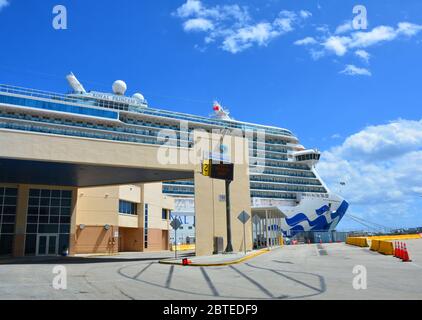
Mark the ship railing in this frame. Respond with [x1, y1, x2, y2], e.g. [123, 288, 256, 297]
[0, 84, 93, 106]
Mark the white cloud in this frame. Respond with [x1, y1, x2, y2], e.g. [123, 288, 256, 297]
[324, 36, 350, 56]
[397, 22, 422, 37]
[0, 0, 9, 11]
[298, 21, 422, 66]
[294, 37, 317, 46]
[222, 22, 278, 53]
[175, 1, 250, 22]
[174, 1, 310, 53]
[355, 49, 370, 63]
[333, 119, 422, 160]
[175, 0, 203, 18]
[336, 23, 422, 53]
[310, 49, 325, 60]
[299, 10, 312, 19]
[273, 10, 297, 33]
[349, 25, 398, 48]
[316, 25, 329, 34]
[318, 119, 422, 228]
[340, 64, 371, 76]
[184, 18, 214, 32]
[335, 21, 353, 34]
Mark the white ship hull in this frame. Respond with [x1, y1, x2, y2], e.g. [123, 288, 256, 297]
[276, 194, 349, 234]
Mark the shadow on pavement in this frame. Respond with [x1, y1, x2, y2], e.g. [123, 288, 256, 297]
[0, 252, 194, 265]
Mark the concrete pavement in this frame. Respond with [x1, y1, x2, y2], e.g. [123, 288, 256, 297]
[1, 240, 421, 300]
[159, 248, 270, 266]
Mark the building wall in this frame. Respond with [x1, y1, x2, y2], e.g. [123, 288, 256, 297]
[140, 183, 173, 251]
[72, 182, 174, 254]
[142, 183, 172, 230]
[146, 228, 169, 251]
[76, 186, 119, 226]
[194, 131, 252, 256]
[0, 130, 252, 257]
[118, 214, 139, 228]
[119, 185, 141, 203]
[119, 227, 144, 252]
[72, 225, 118, 254]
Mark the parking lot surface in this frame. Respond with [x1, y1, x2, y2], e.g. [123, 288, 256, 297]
[1, 241, 421, 300]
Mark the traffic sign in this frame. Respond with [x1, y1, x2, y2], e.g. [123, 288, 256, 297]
[238, 211, 250, 255]
[201, 159, 211, 177]
[237, 211, 250, 224]
[170, 218, 182, 230]
[211, 162, 234, 181]
[252, 215, 260, 225]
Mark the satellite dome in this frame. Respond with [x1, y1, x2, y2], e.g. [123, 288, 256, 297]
[112, 80, 127, 95]
[133, 93, 145, 101]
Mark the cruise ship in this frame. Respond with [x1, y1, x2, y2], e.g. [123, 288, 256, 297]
[0, 73, 349, 236]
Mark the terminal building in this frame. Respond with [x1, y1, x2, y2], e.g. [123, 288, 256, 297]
[0, 74, 348, 257]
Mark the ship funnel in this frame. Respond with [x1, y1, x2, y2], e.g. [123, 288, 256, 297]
[66, 72, 87, 94]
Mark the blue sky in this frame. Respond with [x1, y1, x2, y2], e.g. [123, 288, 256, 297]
[1, 0, 422, 230]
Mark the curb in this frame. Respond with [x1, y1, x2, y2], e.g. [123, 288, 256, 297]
[159, 248, 270, 267]
[79, 253, 120, 258]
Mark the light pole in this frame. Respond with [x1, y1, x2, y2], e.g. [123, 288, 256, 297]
[219, 128, 234, 253]
[225, 179, 233, 253]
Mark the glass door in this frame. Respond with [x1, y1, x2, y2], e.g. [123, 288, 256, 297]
[36, 234, 58, 256]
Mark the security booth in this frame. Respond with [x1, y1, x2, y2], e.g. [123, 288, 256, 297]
[251, 207, 286, 249]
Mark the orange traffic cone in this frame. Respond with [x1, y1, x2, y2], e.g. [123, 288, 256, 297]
[398, 242, 403, 259]
[393, 242, 397, 258]
[402, 243, 412, 262]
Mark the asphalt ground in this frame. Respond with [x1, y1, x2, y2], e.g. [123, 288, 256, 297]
[0, 240, 421, 300]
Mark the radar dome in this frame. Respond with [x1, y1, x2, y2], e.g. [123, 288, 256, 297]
[112, 80, 127, 95]
[133, 93, 145, 101]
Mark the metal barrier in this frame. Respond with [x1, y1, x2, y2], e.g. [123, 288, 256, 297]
[284, 231, 350, 245]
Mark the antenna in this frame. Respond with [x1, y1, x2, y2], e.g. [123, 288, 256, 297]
[66, 72, 87, 94]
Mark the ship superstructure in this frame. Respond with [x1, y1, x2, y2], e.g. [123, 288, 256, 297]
[0, 74, 348, 234]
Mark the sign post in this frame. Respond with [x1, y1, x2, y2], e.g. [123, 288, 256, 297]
[170, 218, 182, 259]
[237, 211, 251, 255]
[224, 179, 233, 253]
